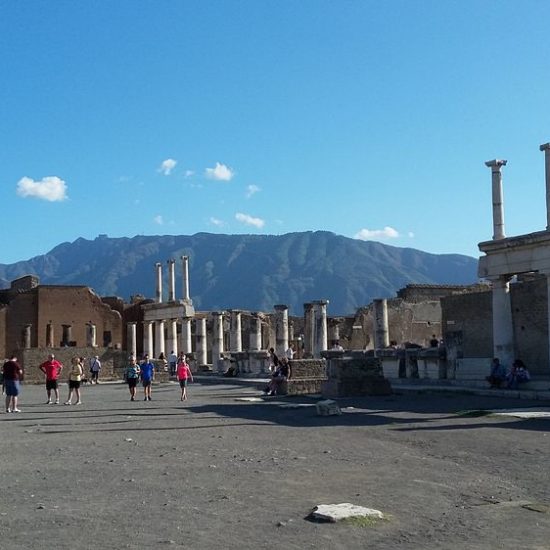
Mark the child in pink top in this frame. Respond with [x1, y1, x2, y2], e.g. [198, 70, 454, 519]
[176, 355, 193, 401]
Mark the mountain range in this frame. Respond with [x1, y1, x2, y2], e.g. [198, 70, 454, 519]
[0, 231, 479, 315]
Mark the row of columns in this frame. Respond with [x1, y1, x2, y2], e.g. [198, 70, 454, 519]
[25, 322, 98, 349]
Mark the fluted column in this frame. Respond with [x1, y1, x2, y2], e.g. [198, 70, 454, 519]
[485, 159, 507, 240]
[373, 298, 390, 349]
[23, 324, 32, 349]
[46, 322, 54, 347]
[303, 303, 315, 358]
[274, 304, 289, 357]
[155, 262, 163, 303]
[166, 318, 178, 356]
[127, 322, 137, 358]
[540, 142, 550, 230]
[328, 318, 341, 346]
[249, 313, 262, 351]
[155, 320, 166, 358]
[490, 276, 514, 366]
[229, 310, 242, 352]
[87, 322, 97, 347]
[167, 259, 176, 302]
[181, 318, 192, 354]
[313, 300, 328, 358]
[195, 317, 207, 366]
[143, 321, 153, 358]
[211, 312, 225, 373]
[181, 255, 190, 302]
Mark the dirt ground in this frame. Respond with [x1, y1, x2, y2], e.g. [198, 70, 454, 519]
[1, 378, 550, 550]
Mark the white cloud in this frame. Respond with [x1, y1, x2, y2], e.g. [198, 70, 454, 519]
[235, 212, 265, 228]
[205, 162, 234, 181]
[354, 226, 400, 240]
[184, 170, 195, 178]
[158, 158, 177, 176]
[16, 176, 68, 202]
[245, 184, 260, 198]
[209, 217, 224, 227]
[154, 215, 164, 225]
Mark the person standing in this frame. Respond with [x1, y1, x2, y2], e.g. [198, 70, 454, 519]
[168, 350, 178, 377]
[176, 354, 193, 401]
[140, 354, 155, 401]
[3, 355, 22, 413]
[39, 353, 63, 404]
[89, 355, 101, 384]
[125, 356, 140, 401]
[268, 347, 279, 373]
[285, 344, 295, 360]
[64, 356, 83, 405]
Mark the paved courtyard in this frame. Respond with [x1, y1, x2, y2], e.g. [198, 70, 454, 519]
[1, 379, 550, 549]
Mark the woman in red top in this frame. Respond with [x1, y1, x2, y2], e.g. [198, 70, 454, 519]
[176, 354, 193, 401]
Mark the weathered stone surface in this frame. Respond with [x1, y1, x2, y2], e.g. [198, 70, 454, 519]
[316, 399, 341, 416]
[311, 503, 384, 522]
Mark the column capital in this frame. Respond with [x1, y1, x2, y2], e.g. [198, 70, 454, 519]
[485, 159, 507, 170]
[540, 142, 550, 152]
[274, 304, 288, 311]
[155, 262, 162, 267]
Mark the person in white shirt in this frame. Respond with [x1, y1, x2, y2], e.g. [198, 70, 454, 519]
[285, 344, 295, 360]
[89, 355, 101, 384]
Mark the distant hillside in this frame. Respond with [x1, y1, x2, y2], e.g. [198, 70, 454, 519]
[0, 231, 479, 315]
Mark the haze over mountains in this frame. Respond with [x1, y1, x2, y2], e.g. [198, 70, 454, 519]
[0, 232, 479, 315]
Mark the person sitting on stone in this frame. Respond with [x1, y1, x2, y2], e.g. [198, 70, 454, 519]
[486, 357, 507, 388]
[263, 357, 291, 396]
[507, 359, 530, 389]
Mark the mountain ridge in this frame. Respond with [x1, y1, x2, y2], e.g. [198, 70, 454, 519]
[0, 231, 479, 315]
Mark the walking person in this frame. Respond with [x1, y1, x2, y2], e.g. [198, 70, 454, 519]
[125, 356, 140, 401]
[39, 353, 63, 404]
[140, 354, 155, 401]
[89, 355, 101, 384]
[64, 356, 83, 405]
[168, 350, 178, 377]
[176, 354, 193, 401]
[3, 355, 22, 413]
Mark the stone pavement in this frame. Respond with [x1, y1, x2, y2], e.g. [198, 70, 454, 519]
[1, 379, 550, 549]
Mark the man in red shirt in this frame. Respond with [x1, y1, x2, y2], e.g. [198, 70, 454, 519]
[39, 353, 63, 404]
[3, 355, 22, 413]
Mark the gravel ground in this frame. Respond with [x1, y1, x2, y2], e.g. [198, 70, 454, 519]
[1, 379, 550, 550]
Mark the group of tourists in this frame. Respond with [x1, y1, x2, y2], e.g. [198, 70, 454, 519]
[486, 357, 531, 389]
[2, 351, 194, 412]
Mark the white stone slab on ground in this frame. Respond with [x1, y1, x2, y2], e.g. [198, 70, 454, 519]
[490, 408, 550, 419]
[234, 397, 264, 402]
[312, 503, 384, 522]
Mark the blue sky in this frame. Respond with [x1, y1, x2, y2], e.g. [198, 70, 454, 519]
[1, 0, 549, 264]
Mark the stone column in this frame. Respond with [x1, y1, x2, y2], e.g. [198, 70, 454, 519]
[288, 319, 294, 342]
[328, 318, 341, 346]
[143, 321, 153, 358]
[274, 304, 289, 356]
[23, 324, 32, 349]
[62, 324, 72, 346]
[195, 317, 207, 366]
[155, 320, 166, 358]
[373, 298, 390, 349]
[167, 259, 176, 302]
[490, 276, 515, 366]
[249, 314, 262, 351]
[545, 272, 550, 372]
[46, 322, 54, 347]
[155, 262, 163, 303]
[303, 303, 315, 358]
[127, 322, 137, 358]
[540, 143, 550, 230]
[485, 159, 507, 240]
[166, 318, 178, 356]
[313, 300, 329, 358]
[181, 318, 192, 354]
[229, 310, 242, 352]
[87, 322, 97, 347]
[181, 255, 190, 301]
[211, 312, 225, 373]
